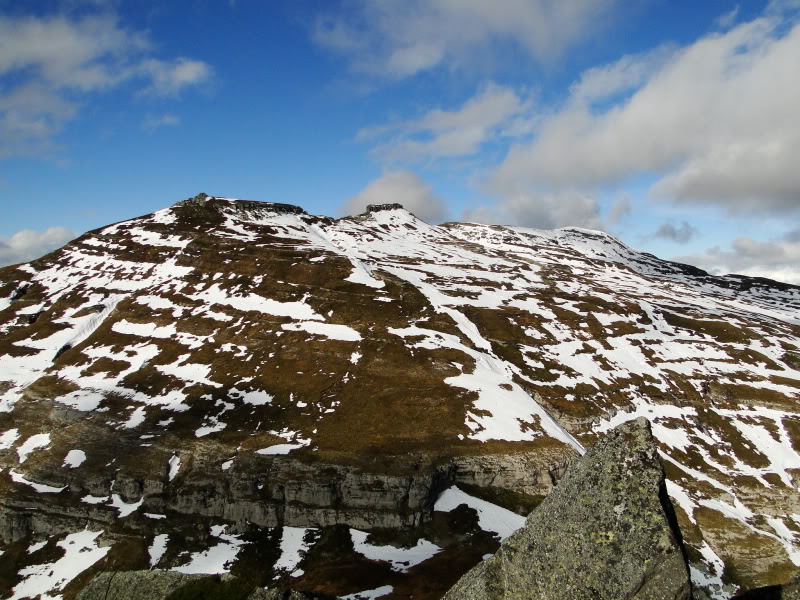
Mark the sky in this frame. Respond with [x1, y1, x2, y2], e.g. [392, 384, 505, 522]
[1, 0, 799, 284]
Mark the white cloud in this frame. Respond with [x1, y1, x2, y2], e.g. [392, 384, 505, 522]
[142, 113, 181, 133]
[713, 5, 740, 30]
[0, 227, 77, 267]
[674, 233, 800, 285]
[568, 45, 674, 104]
[360, 83, 532, 163]
[0, 12, 212, 158]
[606, 195, 632, 226]
[344, 2, 800, 233]
[464, 189, 601, 230]
[313, 0, 620, 79]
[489, 10, 800, 216]
[343, 171, 447, 223]
[650, 221, 698, 244]
[138, 58, 213, 97]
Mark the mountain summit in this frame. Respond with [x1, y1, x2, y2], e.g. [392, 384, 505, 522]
[1, 194, 799, 598]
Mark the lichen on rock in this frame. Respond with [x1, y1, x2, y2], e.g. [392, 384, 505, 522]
[442, 417, 692, 600]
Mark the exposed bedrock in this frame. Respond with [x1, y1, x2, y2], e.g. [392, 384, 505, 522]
[0, 447, 573, 543]
[442, 417, 692, 600]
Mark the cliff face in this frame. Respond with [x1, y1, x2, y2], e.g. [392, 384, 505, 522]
[0, 194, 799, 598]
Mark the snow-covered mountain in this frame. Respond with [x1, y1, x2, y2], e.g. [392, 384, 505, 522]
[1, 193, 799, 599]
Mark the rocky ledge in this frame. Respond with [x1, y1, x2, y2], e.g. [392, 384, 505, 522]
[76, 418, 705, 599]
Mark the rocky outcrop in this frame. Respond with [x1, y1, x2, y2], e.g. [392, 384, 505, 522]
[366, 203, 404, 212]
[0, 444, 572, 543]
[442, 418, 691, 600]
[452, 451, 572, 497]
[76, 571, 204, 600]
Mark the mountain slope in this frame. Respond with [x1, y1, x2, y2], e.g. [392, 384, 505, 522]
[1, 194, 799, 599]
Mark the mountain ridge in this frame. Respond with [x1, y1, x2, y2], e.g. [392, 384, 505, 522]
[1, 193, 799, 599]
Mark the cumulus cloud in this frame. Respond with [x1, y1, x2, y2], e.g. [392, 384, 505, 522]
[359, 83, 532, 163]
[343, 171, 447, 223]
[674, 233, 800, 285]
[464, 190, 601, 230]
[138, 58, 213, 97]
[0, 11, 212, 158]
[0, 227, 77, 267]
[650, 221, 698, 244]
[313, 0, 620, 79]
[343, 2, 800, 233]
[490, 10, 800, 216]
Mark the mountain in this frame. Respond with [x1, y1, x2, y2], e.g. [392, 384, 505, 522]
[0, 193, 799, 599]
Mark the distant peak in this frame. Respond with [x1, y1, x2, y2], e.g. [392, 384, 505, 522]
[366, 203, 404, 213]
[174, 194, 306, 215]
[176, 192, 211, 205]
[228, 199, 306, 215]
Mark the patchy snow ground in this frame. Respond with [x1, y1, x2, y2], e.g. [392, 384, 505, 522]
[148, 534, 169, 568]
[62, 449, 86, 469]
[273, 527, 313, 577]
[350, 529, 441, 572]
[434, 486, 526, 541]
[9, 530, 109, 600]
[341, 585, 394, 600]
[172, 525, 247, 575]
[1, 197, 799, 596]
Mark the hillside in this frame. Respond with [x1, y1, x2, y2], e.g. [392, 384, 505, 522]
[0, 193, 799, 599]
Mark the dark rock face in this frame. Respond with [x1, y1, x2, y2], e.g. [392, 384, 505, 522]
[442, 418, 692, 600]
[366, 203, 404, 212]
[732, 577, 800, 599]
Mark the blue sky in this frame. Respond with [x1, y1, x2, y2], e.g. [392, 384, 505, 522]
[1, 0, 799, 283]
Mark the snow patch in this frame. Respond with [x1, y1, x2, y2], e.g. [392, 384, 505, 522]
[274, 527, 314, 576]
[342, 585, 394, 599]
[168, 455, 181, 481]
[281, 321, 361, 341]
[63, 450, 86, 469]
[434, 486, 525, 541]
[172, 526, 246, 575]
[350, 529, 441, 572]
[110, 494, 144, 518]
[17, 433, 51, 463]
[256, 440, 310, 455]
[9, 530, 110, 600]
[149, 534, 169, 568]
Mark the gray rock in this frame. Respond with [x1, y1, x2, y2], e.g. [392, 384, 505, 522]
[442, 417, 692, 600]
[75, 571, 211, 600]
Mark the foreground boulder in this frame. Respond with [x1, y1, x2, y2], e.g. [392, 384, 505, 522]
[442, 417, 692, 600]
